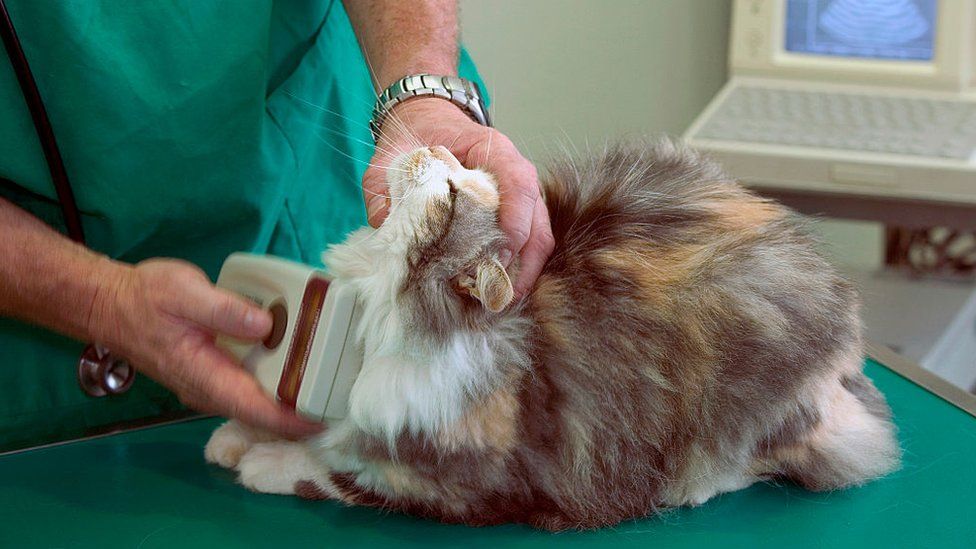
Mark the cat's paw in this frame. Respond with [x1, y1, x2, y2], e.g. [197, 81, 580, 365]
[237, 441, 328, 496]
[205, 421, 253, 469]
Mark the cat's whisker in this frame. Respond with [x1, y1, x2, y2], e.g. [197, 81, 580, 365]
[285, 60, 432, 153]
[448, 129, 465, 151]
[556, 126, 582, 161]
[361, 187, 392, 199]
[353, 68, 424, 150]
[311, 123, 406, 159]
[282, 90, 376, 132]
[359, 44, 387, 100]
[482, 125, 494, 168]
[380, 109, 426, 150]
[311, 133, 409, 174]
[373, 112, 425, 152]
[360, 45, 434, 152]
[282, 88, 424, 157]
[372, 105, 425, 151]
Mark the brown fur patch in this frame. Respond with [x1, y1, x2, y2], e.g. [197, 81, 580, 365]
[379, 462, 430, 495]
[422, 197, 454, 235]
[702, 196, 784, 231]
[751, 401, 823, 475]
[437, 389, 520, 452]
[379, 462, 472, 516]
[330, 472, 390, 508]
[456, 177, 500, 208]
[592, 238, 706, 306]
[530, 276, 576, 351]
[294, 480, 330, 500]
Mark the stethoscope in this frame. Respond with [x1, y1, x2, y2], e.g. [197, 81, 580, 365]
[1, 0, 135, 397]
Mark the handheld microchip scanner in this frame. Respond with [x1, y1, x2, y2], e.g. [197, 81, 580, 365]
[215, 253, 363, 421]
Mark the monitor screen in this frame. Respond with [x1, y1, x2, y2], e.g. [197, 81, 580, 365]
[785, 0, 938, 61]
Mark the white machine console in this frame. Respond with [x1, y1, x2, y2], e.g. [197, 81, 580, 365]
[686, 0, 976, 205]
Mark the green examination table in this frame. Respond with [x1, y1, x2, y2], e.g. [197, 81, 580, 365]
[1, 345, 974, 548]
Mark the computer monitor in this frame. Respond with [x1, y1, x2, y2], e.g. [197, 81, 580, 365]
[730, 0, 975, 90]
[785, 0, 937, 62]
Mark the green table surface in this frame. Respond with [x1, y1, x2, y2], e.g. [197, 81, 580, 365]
[1, 358, 974, 548]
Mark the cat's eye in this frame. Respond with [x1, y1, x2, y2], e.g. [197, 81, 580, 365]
[447, 178, 458, 199]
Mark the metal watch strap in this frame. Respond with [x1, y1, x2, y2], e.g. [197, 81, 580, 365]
[369, 74, 491, 143]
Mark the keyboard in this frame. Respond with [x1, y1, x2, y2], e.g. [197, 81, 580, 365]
[695, 86, 976, 160]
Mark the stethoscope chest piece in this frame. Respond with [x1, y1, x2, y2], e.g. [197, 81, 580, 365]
[78, 344, 135, 397]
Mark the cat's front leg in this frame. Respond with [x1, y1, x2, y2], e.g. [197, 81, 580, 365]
[236, 440, 336, 498]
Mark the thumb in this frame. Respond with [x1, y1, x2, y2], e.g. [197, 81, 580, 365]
[175, 282, 272, 340]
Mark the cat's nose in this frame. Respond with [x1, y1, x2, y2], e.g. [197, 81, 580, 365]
[428, 145, 463, 171]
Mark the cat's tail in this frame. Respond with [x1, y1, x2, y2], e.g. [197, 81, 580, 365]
[773, 373, 901, 491]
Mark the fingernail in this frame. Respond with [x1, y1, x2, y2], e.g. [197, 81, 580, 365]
[498, 249, 513, 267]
[244, 308, 270, 332]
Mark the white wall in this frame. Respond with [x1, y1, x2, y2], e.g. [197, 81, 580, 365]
[460, 0, 732, 161]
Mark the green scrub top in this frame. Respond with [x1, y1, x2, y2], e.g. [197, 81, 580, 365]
[0, 0, 485, 452]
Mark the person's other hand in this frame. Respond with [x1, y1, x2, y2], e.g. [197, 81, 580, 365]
[88, 259, 323, 438]
[361, 98, 555, 299]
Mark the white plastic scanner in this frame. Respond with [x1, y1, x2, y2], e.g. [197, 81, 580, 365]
[215, 253, 363, 421]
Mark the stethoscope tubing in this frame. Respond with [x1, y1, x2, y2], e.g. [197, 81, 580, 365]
[2, 1, 133, 396]
[0, 0, 85, 244]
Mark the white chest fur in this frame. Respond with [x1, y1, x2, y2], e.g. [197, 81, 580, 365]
[323, 228, 498, 443]
[348, 333, 495, 442]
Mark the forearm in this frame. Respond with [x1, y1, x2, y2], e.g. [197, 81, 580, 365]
[342, 0, 459, 89]
[0, 197, 122, 342]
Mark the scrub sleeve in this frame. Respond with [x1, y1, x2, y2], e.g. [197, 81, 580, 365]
[0, 0, 485, 451]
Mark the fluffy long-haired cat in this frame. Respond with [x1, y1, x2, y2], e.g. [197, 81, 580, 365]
[205, 139, 900, 530]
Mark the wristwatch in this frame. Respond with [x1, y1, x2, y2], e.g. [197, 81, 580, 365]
[368, 74, 491, 143]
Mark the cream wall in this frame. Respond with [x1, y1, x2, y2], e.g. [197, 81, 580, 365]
[459, 0, 732, 160]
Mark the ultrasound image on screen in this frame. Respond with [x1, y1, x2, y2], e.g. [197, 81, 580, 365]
[785, 0, 938, 61]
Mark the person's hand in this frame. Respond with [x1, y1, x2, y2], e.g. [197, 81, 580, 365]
[362, 97, 555, 299]
[87, 259, 323, 438]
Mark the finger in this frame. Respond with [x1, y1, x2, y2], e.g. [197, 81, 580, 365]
[176, 283, 272, 340]
[484, 153, 540, 264]
[364, 130, 413, 228]
[184, 345, 325, 438]
[513, 197, 555, 299]
[362, 164, 390, 227]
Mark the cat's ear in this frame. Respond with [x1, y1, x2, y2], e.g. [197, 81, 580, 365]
[457, 258, 514, 313]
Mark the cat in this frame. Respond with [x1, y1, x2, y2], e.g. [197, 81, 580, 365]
[205, 139, 900, 530]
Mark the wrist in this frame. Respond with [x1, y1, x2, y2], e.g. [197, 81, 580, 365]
[370, 73, 490, 143]
[83, 256, 132, 346]
[376, 95, 474, 146]
[342, 0, 459, 90]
